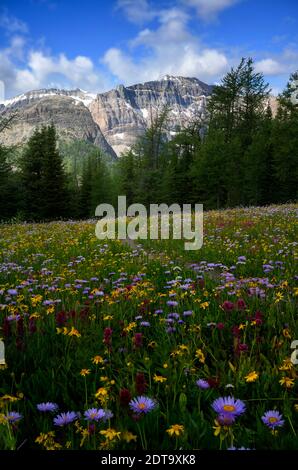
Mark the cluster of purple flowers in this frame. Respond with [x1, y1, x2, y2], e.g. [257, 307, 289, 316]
[5, 411, 23, 423]
[48, 407, 113, 426]
[84, 408, 113, 422]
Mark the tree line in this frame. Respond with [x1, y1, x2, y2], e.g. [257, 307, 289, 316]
[117, 59, 298, 209]
[0, 58, 297, 222]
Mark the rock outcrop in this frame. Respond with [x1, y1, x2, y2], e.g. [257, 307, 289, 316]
[0, 89, 117, 159]
[89, 76, 213, 155]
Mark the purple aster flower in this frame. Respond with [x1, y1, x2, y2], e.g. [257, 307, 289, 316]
[261, 410, 284, 429]
[155, 309, 163, 314]
[228, 446, 253, 450]
[183, 310, 193, 317]
[6, 411, 22, 423]
[37, 402, 58, 412]
[7, 289, 18, 296]
[166, 326, 176, 333]
[84, 408, 106, 422]
[102, 409, 114, 421]
[217, 413, 235, 426]
[168, 312, 180, 320]
[129, 396, 157, 415]
[140, 321, 150, 327]
[196, 379, 210, 390]
[7, 314, 21, 322]
[167, 300, 178, 307]
[53, 411, 77, 426]
[212, 396, 246, 418]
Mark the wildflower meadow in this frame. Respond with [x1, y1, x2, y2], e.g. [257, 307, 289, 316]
[0, 204, 297, 450]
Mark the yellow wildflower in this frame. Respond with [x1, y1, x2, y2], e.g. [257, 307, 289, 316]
[123, 322, 137, 333]
[80, 369, 91, 377]
[200, 301, 209, 309]
[166, 424, 184, 437]
[195, 349, 205, 364]
[153, 374, 167, 383]
[121, 431, 137, 443]
[279, 377, 295, 388]
[100, 428, 121, 441]
[95, 387, 108, 404]
[279, 359, 293, 371]
[68, 327, 81, 337]
[282, 329, 291, 339]
[35, 432, 62, 450]
[92, 355, 104, 365]
[245, 371, 259, 383]
[0, 394, 20, 403]
[213, 419, 221, 437]
[31, 295, 43, 306]
[275, 292, 284, 303]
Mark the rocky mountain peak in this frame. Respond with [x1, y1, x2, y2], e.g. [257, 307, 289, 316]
[88, 76, 213, 155]
[1, 75, 214, 158]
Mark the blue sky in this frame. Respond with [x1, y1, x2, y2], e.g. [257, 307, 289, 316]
[0, 0, 297, 99]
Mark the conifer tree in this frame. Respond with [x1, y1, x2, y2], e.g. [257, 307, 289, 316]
[42, 124, 69, 219]
[272, 72, 298, 202]
[21, 125, 69, 220]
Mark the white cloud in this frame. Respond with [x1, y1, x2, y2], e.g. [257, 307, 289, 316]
[0, 37, 111, 99]
[255, 58, 284, 75]
[103, 8, 229, 84]
[116, 0, 158, 24]
[182, 0, 240, 21]
[0, 10, 28, 34]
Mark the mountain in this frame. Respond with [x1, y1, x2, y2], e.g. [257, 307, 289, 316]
[0, 88, 117, 159]
[1, 76, 278, 158]
[0, 76, 213, 157]
[89, 76, 213, 155]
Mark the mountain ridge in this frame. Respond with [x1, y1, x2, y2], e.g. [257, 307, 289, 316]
[0, 76, 277, 157]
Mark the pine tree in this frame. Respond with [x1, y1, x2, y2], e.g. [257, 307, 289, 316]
[116, 150, 137, 206]
[21, 125, 69, 220]
[205, 58, 270, 207]
[0, 145, 15, 220]
[272, 72, 298, 202]
[21, 128, 45, 220]
[191, 131, 227, 209]
[42, 124, 69, 219]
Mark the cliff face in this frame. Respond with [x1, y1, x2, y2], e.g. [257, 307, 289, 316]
[89, 76, 213, 155]
[0, 89, 117, 159]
